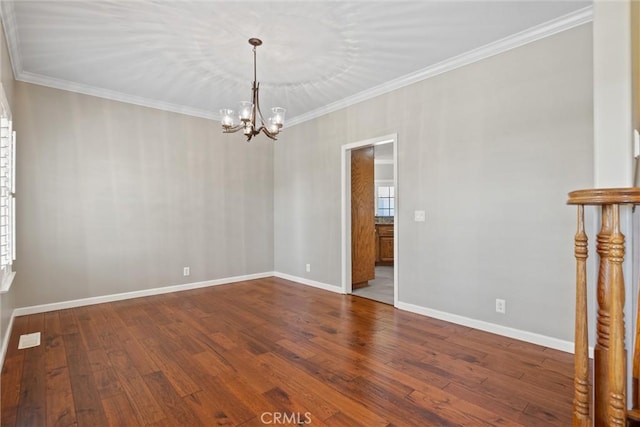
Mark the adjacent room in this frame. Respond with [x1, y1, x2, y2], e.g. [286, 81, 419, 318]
[0, 1, 638, 425]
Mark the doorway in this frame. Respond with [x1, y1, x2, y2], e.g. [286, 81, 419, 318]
[341, 134, 398, 306]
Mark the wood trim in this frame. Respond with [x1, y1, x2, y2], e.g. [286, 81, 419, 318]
[567, 187, 640, 205]
[567, 188, 637, 425]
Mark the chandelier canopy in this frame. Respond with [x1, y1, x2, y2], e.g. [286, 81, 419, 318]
[220, 38, 286, 142]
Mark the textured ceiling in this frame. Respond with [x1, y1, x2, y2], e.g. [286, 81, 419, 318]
[1, 1, 591, 126]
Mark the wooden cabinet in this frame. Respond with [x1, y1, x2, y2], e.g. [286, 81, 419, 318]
[375, 224, 394, 266]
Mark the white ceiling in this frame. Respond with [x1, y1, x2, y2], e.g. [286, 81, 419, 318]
[1, 1, 591, 126]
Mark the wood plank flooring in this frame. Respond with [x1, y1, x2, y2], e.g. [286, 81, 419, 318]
[1, 277, 574, 426]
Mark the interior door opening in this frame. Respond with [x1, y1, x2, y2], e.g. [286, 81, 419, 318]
[341, 135, 397, 306]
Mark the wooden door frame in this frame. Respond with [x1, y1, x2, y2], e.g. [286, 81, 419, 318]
[341, 133, 398, 306]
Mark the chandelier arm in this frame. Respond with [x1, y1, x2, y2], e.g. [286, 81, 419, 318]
[222, 124, 245, 133]
[259, 126, 278, 141]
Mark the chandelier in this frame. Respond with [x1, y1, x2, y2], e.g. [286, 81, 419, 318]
[219, 38, 286, 141]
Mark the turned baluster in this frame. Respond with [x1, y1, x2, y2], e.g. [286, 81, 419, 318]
[634, 266, 640, 409]
[595, 205, 613, 426]
[573, 204, 590, 426]
[608, 204, 626, 426]
[568, 188, 640, 426]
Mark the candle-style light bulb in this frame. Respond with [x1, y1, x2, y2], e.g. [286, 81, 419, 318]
[239, 101, 252, 122]
[271, 107, 286, 127]
[220, 109, 235, 128]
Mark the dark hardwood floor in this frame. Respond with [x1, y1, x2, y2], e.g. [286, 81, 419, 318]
[1, 277, 574, 426]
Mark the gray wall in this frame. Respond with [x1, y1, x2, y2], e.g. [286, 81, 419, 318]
[274, 24, 593, 341]
[375, 163, 393, 181]
[13, 82, 274, 307]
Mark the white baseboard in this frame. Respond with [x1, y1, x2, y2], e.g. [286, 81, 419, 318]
[396, 301, 594, 357]
[13, 272, 274, 316]
[3, 273, 593, 362]
[273, 272, 343, 294]
[271, 275, 588, 357]
[0, 308, 16, 368]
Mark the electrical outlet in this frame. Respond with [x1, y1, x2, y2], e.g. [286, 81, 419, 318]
[305, 264, 311, 273]
[183, 267, 190, 276]
[495, 298, 506, 314]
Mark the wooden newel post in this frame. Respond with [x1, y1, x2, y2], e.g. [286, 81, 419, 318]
[568, 188, 640, 426]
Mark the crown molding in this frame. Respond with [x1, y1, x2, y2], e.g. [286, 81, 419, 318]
[1, 4, 592, 125]
[1, 3, 218, 120]
[286, 5, 593, 127]
[0, 0, 22, 81]
[17, 71, 218, 120]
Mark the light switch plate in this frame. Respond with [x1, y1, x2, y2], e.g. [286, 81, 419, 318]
[414, 210, 426, 222]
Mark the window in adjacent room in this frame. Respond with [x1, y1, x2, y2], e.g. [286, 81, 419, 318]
[377, 186, 394, 217]
[0, 89, 15, 293]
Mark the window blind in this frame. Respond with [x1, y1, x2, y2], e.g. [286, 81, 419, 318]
[0, 117, 14, 271]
